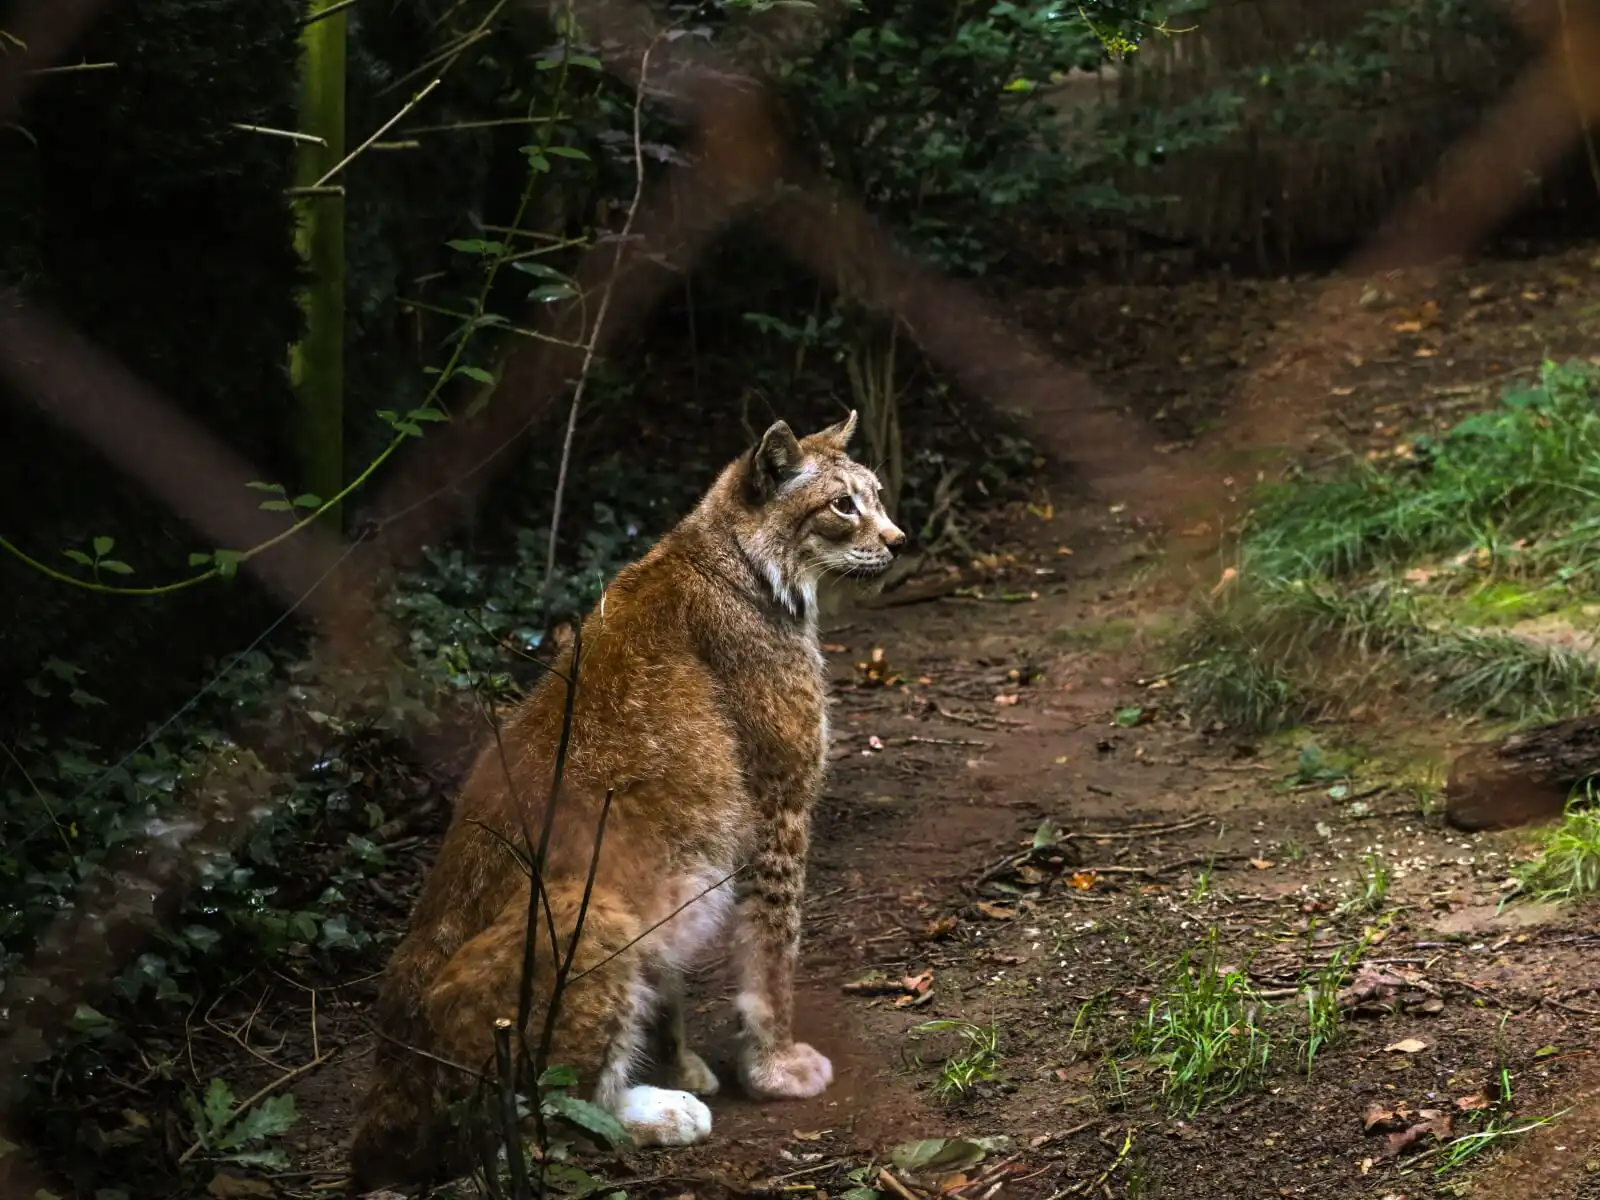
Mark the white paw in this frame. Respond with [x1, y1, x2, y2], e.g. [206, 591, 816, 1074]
[615, 1085, 713, 1147]
[741, 1042, 834, 1100]
[676, 1049, 721, 1096]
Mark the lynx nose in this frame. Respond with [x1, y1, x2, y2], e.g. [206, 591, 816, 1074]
[881, 520, 906, 551]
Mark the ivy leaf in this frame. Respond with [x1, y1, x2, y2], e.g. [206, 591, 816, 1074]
[188, 552, 213, 567]
[98, 559, 134, 575]
[259, 500, 294, 512]
[227, 1093, 298, 1148]
[542, 1091, 633, 1148]
[213, 550, 242, 580]
[292, 494, 323, 509]
[92, 536, 114, 557]
[546, 145, 590, 160]
[245, 481, 286, 494]
[455, 365, 495, 385]
[63, 549, 93, 567]
[538, 1065, 579, 1088]
[510, 261, 570, 281]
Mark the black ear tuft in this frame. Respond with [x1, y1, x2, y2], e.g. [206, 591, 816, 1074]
[748, 420, 804, 500]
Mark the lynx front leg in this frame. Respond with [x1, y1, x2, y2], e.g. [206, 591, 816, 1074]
[732, 809, 834, 1100]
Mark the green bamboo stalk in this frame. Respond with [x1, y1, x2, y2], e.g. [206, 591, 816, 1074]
[289, 0, 347, 530]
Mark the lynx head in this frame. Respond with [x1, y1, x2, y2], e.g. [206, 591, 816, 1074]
[734, 410, 906, 617]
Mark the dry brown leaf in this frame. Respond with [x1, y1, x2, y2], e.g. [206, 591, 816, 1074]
[976, 901, 1017, 919]
[1383, 1114, 1452, 1158]
[1249, 858, 1274, 870]
[1384, 1037, 1429, 1055]
[1069, 871, 1098, 891]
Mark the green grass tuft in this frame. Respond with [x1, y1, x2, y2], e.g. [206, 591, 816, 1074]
[1244, 360, 1600, 581]
[1509, 786, 1600, 903]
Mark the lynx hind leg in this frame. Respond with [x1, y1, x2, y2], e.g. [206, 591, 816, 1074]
[424, 888, 713, 1150]
[651, 969, 721, 1096]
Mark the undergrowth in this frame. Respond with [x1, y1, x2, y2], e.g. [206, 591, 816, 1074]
[1177, 360, 1600, 732]
[1509, 784, 1600, 903]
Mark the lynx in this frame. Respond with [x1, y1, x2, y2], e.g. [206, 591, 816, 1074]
[347, 411, 905, 1191]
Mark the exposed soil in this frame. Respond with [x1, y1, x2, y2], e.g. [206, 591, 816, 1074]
[59, 244, 1600, 1200]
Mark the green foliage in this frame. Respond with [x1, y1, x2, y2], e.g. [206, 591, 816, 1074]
[911, 1018, 1004, 1100]
[1509, 786, 1600, 904]
[765, 0, 1235, 274]
[1244, 361, 1600, 581]
[182, 1078, 300, 1170]
[1177, 361, 1600, 732]
[1135, 937, 1272, 1113]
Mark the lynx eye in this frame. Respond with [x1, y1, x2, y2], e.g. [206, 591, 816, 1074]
[830, 494, 858, 518]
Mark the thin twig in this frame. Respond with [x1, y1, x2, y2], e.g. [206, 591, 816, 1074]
[23, 60, 116, 75]
[231, 122, 326, 145]
[311, 77, 442, 188]
[541, 27, 658, 601]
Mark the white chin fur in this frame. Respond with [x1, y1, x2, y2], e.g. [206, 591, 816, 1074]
[615, 1085, 714, 1147]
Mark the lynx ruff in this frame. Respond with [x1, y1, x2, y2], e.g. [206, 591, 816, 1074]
[347, 411, 906, 1189]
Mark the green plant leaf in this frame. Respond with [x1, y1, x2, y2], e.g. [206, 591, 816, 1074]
[227, 1093, 297, 1148]
[889, 1137, 988, 1174]
[98, 559, 134, 575]
[92, 536, 114, 557]
[542, 1091, 633, 1148]
[455, 365, 495, 385]
[62, 549, 93, 566]
[538, 1064, 579, 1088]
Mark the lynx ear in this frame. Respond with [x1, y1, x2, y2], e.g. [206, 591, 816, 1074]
[749, 419, 804, 500]
[816, 409, 858, 449]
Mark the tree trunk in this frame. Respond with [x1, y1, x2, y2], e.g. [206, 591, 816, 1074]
[1445, 713, 1600, 831]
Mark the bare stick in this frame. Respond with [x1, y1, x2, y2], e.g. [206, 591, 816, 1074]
[311, 77, 442, 188]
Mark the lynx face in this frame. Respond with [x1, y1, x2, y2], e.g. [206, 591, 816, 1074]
[739, 410, 906, 616]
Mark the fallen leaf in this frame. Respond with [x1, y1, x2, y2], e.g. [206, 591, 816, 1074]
[207, 1175, 273, 1199]
[994, 693, 1020, 706]
[1069, 871, 1098, 890]
[923, 915, 958, 940]
[1249, 858, 1274, 870]
[976, 901, 1017, 920]
[890, 1138, 989, 1175]
[1383, 1113, 1452, 1158]
[793, 1129, 827, 1141]
[822, 643, 850, 654]
[1455, 1091, 1492, 1112]
[1384, 1038, 1429, 1055]
[1363, 1104, 1404, 1133]
[1393, 319, 1423, 333]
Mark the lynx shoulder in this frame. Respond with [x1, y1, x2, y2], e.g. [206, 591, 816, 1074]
[348, 411, 905, 1191]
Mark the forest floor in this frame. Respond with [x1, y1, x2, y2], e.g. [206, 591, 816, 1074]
[146, 242, 1600, 1200]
